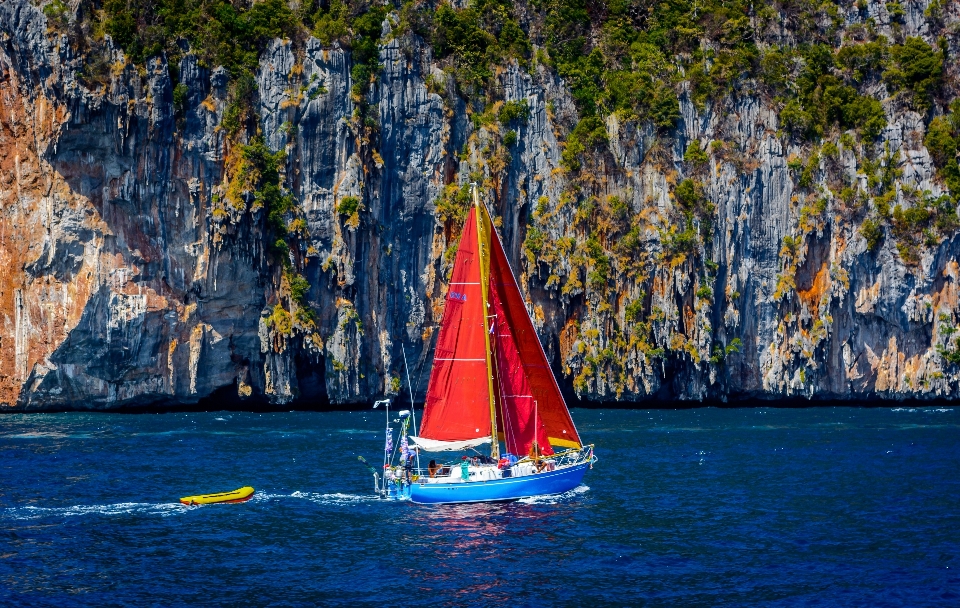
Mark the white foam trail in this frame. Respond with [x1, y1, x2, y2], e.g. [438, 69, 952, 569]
[250, 491, 379, 506]
[292, 491, 380, 505]
[517, 484, 590, 505]
[891, 407, 953, 413]
[3, 432, 75, 439]
[2, 502, 186, 520]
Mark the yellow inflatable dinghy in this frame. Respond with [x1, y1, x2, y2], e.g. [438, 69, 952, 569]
[180, 486, 255, 506]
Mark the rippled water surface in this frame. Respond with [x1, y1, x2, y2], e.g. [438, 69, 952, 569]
[1, 407, 959, 606]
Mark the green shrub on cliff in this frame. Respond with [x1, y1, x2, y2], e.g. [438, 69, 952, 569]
[233, 137, 296, 257]
[684, 143, 709, 166]
[675, 179, 715, 229]
[884, 37, 944, 112]
[561, 116, 608, 172]
[431, 0, 530, 95]
[266, 304, 294, 336]
[779, 44, 888, 141]
[336, 196, 361, 216]
[313, 0, 350, 45]
[498, 100, 530, 125]
[926, 116, 958, 166]
[435, 183, 472, 225]
[43, 0, 71, 30]
[890, 195, 960, 263]
[542, 0, 682, 126]
[924, 102, 960, 197]
[836, 38, 889, 82]
[345, 3, 389, 99]
[584, 236, 610, 291]
[101, 0, 299, 74]
[624, 298, 644, 323]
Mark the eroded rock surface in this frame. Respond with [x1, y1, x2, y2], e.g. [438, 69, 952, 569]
[2, 0, 960, 410]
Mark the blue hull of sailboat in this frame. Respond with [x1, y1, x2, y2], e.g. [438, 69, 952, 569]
[409, 462, 590, 504]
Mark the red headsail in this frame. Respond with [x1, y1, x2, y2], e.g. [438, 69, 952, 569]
[487, 211, 581, 456]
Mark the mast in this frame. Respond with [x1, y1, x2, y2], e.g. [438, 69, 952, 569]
[473, 184, 500, 460]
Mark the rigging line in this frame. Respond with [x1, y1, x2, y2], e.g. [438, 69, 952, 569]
[401, 343, 416, 409]
[408, 340, 429, 474]
[410, 344, 428, 408]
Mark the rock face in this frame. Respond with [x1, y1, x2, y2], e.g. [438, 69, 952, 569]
[2, 0, 960, 410]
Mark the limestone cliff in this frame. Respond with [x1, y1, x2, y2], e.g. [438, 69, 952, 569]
[2, 0, 960, 410]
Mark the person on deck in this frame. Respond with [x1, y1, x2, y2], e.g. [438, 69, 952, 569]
[401, 445, 418, 482]
[428, 459, 439, 478]
[529, 441, 548, 473]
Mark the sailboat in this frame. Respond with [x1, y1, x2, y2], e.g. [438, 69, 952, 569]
[370, 184, 595, 504]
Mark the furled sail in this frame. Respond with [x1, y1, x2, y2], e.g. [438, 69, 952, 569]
[417, 206, 494, 444]
[484, 204, 582, 456]
[408, 436, 492, 452]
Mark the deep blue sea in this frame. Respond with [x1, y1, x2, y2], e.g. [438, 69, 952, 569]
[1, 407, 958, 606]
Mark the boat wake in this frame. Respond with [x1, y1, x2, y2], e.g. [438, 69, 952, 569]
[2, 491, 382, 520]
[517, 484, 590, 505]
[1, 502, 186, 521]
[891, 407, 953, 413]
[252, 491, 380, 506]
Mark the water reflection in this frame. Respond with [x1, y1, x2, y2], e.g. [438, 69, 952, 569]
[397, 499, 583, 604]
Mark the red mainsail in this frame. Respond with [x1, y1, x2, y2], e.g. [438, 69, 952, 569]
[417, 207, 493, 444]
